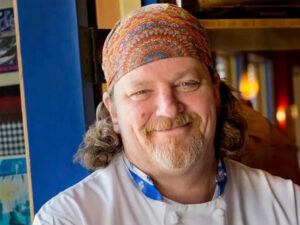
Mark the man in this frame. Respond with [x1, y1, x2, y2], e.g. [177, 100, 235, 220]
[33, 4, 300, 225]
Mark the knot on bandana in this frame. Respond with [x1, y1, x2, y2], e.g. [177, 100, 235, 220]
[102, 4, 214, 90]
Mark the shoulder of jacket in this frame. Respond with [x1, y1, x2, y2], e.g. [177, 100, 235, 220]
[36, 154, 125, 215]
[224, 158, 297, 196]
[61, 153, 124, 197]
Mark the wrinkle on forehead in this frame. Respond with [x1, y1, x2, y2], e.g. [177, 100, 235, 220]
[117, 57, 211, 86]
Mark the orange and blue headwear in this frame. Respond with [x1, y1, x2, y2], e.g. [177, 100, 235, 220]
[102, 4, 215, 91]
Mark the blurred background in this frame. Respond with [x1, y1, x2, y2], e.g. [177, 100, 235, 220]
[0, 0, 299, 223]
[0, 0, 30, 224]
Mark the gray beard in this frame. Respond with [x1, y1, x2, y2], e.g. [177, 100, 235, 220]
[148, 135, 204, 170]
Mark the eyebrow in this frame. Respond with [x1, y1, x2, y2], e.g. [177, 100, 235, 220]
[128, 80, 154, 88]
[175, 68, 199, 80]
[128, 67, 201, 88]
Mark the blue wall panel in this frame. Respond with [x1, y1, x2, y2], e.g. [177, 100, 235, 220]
[142, 0, 158, 6]
[16, 0, 88, 212]
[235, 53, 242, 98]
[265, 60, 275, 123]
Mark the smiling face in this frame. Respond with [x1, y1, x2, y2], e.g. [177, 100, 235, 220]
[104, 57, 220, 173]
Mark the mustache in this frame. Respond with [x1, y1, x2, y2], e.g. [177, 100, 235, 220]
[142, 113, 199, 135]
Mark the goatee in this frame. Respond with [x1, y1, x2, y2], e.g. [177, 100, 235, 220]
[141, 113, 204, 169]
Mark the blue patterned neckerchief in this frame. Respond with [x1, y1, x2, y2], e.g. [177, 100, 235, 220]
[122, 154, 227, 201]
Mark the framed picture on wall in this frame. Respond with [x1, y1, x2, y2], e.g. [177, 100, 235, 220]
[0, 8, 18, 74]
[0, 4, 19, 87]
[0, 156, 30, 225]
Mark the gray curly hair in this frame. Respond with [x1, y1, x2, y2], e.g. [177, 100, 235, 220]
[74, 74, 248, 170]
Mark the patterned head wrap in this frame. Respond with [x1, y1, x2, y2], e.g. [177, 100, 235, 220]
[102, 4, 214, 90]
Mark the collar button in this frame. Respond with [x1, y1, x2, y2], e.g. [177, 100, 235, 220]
[169, 211, 180, 224]
[214, 208, 225, 218]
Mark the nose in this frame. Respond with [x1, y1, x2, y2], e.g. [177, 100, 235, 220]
[156, 88, 184, 118]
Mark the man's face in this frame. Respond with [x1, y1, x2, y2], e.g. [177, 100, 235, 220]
[104, 57, 220, 173]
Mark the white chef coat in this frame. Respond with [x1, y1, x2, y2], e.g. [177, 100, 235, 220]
[33, 153, 300, 225]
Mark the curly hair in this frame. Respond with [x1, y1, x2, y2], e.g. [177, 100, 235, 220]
[74, 78, 248, 170]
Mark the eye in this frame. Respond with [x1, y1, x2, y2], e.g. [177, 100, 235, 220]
[129, 89, 151, 101]
[175, 80, 200, 92]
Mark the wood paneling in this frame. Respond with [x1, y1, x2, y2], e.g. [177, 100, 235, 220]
[96, 0, 141, 29]
[13, 0, 34, 221]
[96, 0, 120, 29]
[200, 18, 300, 29]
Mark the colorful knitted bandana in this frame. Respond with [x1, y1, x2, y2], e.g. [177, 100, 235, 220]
[102, 4, 214, 90]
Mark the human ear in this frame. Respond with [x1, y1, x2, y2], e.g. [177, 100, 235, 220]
[103, 92, 120, 133]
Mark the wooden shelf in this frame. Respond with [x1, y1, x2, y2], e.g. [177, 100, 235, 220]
[96, 0, 141, 29]
[199, 18, 300, 29]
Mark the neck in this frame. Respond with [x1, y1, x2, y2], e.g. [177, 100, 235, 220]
[123, 142, 218, 204]
[149, 155, 217, 204]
